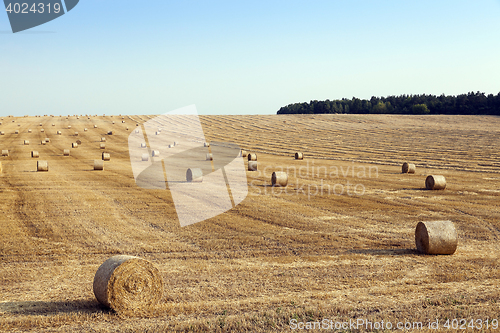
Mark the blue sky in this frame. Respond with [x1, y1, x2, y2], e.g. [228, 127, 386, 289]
[1, 0, 500, 116]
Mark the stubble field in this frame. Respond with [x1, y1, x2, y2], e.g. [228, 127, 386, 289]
[0, 114, 499, 332]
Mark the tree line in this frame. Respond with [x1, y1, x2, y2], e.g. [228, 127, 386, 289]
[277, 92, 500, 115]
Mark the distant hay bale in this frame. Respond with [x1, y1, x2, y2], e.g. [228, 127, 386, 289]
[272, 171, 288, 187]
[68, 125, 71, 129]
[72, 143, 78, 148]
[37, 160, 48, 172]
[186, 168, 203, 182]
[31, 151, 39, 158]
[152, 150, 160, 157]
[101, 137, 106, 142]
[173, 142, 178, 146]
[76, 139, 82, 145]
[402, 162, 416, 174]
[0, 131, 4, 135]
[112, 121, 115, 124]
[141, 153, 149, 161]
[94, 160, 104, 170]
[75, 132, 79, 136]
[94, 125, 98, 128]
[415, 221, 457, 255]
[100, 143, 106, 149]
[39, 123, 42, 126]
[204, 142, 210, 147]
[168, 144, 173, 148]
[15, 130, 19, 134]
[155, 131, 160, 135]
[2, 150, 9, 156]
[206, 153, 213, 161]
[45, 138, 50, 143]
[122, 120, 125, 123]
[40, 129, 44, 132]
[248, 153, 257, 161]
[28, 129, 32, 133]
[57, 131, 62, 135]
[136, 123, 139, 126]
[140, 143, 146, 148]
[108, 131, 113, 135]
[84, 128, 88, 131]
[40, 140, 46, 145]
[248, 161, 258, 171]
[425, 175, 446, 190]
[295, 152, 303, 160]
[102, 153, 110, 161]
[63, 149, 70, 156]
[52, 123, 55, 126]
[24, 140, 29, 145]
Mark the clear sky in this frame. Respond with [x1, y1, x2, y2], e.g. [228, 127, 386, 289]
[1, 0, 500, 116]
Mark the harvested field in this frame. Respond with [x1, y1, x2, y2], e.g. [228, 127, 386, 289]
[0, 114, 499, 332]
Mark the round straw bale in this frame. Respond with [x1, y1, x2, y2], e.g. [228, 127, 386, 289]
[108, 131, 113, 135]
[112, 121, 115, 124]
[39, 123, 42, 126]
[45, 138, 50, 143]
[76, 139, 82, 145]
[402, 162, 416, 174]
[0, 131, 4, 135]
[28, 129, 32, 133]
[52, 123, 55, 126]
[14, 130, 19, 134]
[75, 132, 79, 136]
[141, 153, 149, 161]
[94, 125, 98, 128]
[206, 153, 213, 161]
[93, 255, 163, 314]
[102, 153, 111, 161]
[2, 150, 9, 156]
[37, 160, 48, 172]
[173, 142, 178, 146]
[31, 151, 39, 158]
[101, 137, 106, 142]
[168, 144, 173, 148]
[24, 140, 29, 145]
[248, 161, 258, 171]
[295, 152, 303, 160]
[72, 143, 78, 148]
[186, 168, 203, 182]
[272, 171, 288, 187]
[425, 175, 446, 190]
[40, 140, 46, 145]
[57, 131, 62, 135]
[40, 129, 44, 132]
[248, 153, 257, 161]
[122, 120, 125, 123]
[63, 149, 70, 156]
[152, 150, 160, 157]
[135, 129, 140, 134]
[204, 142, 210, 147]
[415, 221, 457, 255]
[136, 123, 139, 126]
[155, 131, 160, 135]
[84, 128, 88, 131]
[94, 160, 104, 170]
[68, 125, 71, 129]
[141, 143, 146, 148]
[100, 143, 106, 149]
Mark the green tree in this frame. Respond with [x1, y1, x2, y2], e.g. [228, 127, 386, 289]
[412, 104, 430, 114]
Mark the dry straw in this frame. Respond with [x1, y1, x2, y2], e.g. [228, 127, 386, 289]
[186, 168, 203, 182]
[248, 153, 257, 161]
[272, 171, 288, 187]
[31, 151, 39, 158]
[102, 153, 111, 161]
[415, 221, 457, 255]
[402, 162, 416, 174]
[100, 143, 106, 149]
[1, 150, 8, 156]
[93, 255, 164, 314]
[37, 160, 48, 172]
[94, 160, 104, 170]
[295, 152, 303, 160]
[425, 175, 446, 190]
[248, 161, 258, 171]
[63, 149, 70, 156]
[206, 153, 213, 161]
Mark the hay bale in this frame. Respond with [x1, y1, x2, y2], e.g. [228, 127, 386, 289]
[94, 160, 104, 170]
[45, 138, 50, 143]
[295, 152, 303, 160]
[402, 162, 416, 174]
[186, 168, 203, 182]
[0, 131, 4, 135]
[39, 123, 42, 126]
[101, 137, 106, 142]
[100, 143, 106, 149]
[63, 149, 70, 156]
[2, 150, 9, 156]
[135, 129, 140, 134]
[168, 144, 173, 148]
[76, 139, 82, 145]
[122, 120, 125, 123]
[206, 153, 213, 161]
[31, 151, 39, 158]
[141, 153, 149, 161]
[140, 143, 146, 148]
[68, 125, 71, 129]
[57, 131, 62, 135]
[40, 129, 44, 132]
[425, 175, 446, 190]
[248, 153, 257, 161]
[94, 125, 98, 128]
[173, 142, 178, 146]
[102, 153, 111, 161]
[248, 161, 258, 171]
[108, 131, 113, 135]
[155, 131, 160, 135]
[152, 150, 160, 157]
[415, 221, 457, 255]
[14, 130, 19, 134]
[75, 132, 79, 136]
[40, 140, 46, 145]
[136, 123, 139, 126]
[72, 143, 78, 148]
[52, 123, 55, 126]
[272, 171, 288, 186]
[37, 160, 48, 172]
[28, 129, 32, 133]
[204, 142, 210, 147]
[84, 128, 88, 131]
[24, 140, 29, 145]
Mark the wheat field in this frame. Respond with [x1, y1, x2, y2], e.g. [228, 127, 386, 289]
[0, 114, 499, 332]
